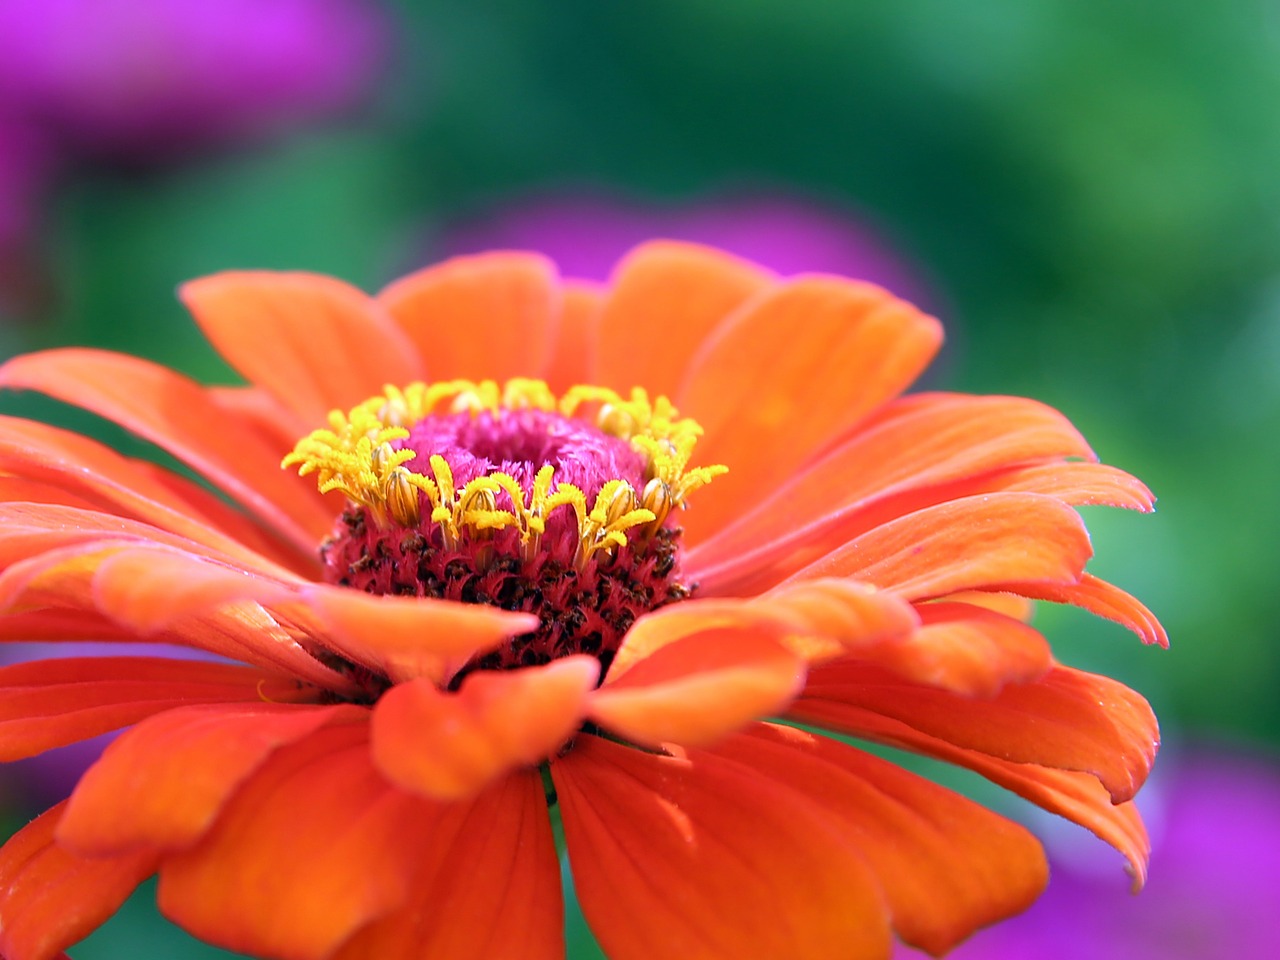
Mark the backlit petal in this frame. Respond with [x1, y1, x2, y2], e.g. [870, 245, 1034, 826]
[0, 802, 157, 960]
[379, 252, 560, 381]
[595, 241, 772, 396]
[553, 733, 892, 960]
[543, 280, 603, 393]
[181, 271, 423, 429]
[677, 275, 942, 542]
[370, 657, 598, 800]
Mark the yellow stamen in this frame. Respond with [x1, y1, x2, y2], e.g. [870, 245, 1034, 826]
[282, 378, 724, 560]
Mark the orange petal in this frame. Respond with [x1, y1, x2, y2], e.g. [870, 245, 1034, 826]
[543, 279, 603, 393]
[864, 601, 1052, 697]
[0, 656, 310, 762]
[0, 535, 531, 689]
[330, 770, 563, 960]
[158, 724, 437, 960]
[0, 414, 297, 568]
[552, 733, 892, 960]
[800, 662, 1159, 803]
[132, 458, 320, 575]
[608, 582, 915, 680]
[676, 275, 943, 543]
[940, 589, 1035, 621]
[595, 241, 773, 396]
[687, 393, 1095, 577]
[0, 348, 333, 550]
[58, 702, 364, 857]
[0, 475, 101, 511]
[979, 460, 1155, 511]
[752, 578, 921, 663]
[181, 271, 424, 429]
[788, 699, 1152, 889]
[208, 384, 307, 452]
[0, 538, 355, 690]
[716, 724, 1047, 955]
[0, 501, 273, 576]
[589, 627, 805, 749]
[378, 252, 560, 381]
[783, 492, 1093, 600]
[995, 572, 1169, 647]
[89, 544, 294, 633]
[370, 657, 598, 800]
[288, 583, 540, 683]
[0, 802, 157, 960]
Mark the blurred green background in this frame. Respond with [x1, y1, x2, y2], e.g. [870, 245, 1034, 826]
[2, 1, 1277, 957]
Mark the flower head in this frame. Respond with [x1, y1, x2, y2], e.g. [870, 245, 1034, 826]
[0, 0, 387, 159]
[0, 243, 1163, 960]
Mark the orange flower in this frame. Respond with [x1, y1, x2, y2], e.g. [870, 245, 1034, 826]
[0, 243, 1163, 960]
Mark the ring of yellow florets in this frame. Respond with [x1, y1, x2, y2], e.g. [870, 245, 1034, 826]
[282, 378, 727, 569]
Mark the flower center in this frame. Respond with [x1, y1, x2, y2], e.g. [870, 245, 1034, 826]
[284, 379, 726, 690]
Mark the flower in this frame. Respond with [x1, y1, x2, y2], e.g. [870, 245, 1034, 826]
[0, 242, 1163, 960]
[0, 0, 388, 160]
[894, 749, 1280, 960]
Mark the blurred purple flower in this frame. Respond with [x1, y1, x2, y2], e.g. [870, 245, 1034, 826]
[0, 0, 388, 160]
[0, 118, 50, 250]
[896, 749, 1280, 960]
[439, 191, 937, 309]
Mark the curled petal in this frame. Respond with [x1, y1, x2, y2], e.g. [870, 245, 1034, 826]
[0, 802, 157, 960]
[289, 583, 541, 683]
[866, 601, 1053, 697]
[610, 581, 916, 681]
[752, 578, 921, 663]
[995, 573, 1169, 648]
[544, 280, 603, 392]
[370, 657, 599, 800]
[589, 627, 805, 749]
